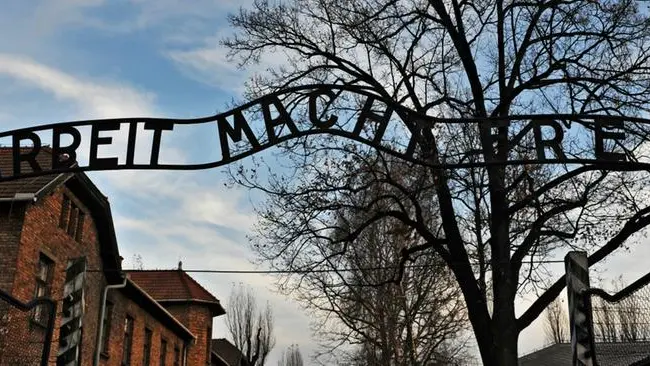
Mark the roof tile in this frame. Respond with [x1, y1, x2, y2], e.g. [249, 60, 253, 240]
[212, 338, 248, 366]
[127, 270, 221, 304]
[519, 342, 650, 366]
[0, 147, 68, 198]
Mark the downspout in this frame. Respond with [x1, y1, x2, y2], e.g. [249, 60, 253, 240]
[0, 193, 36, 202]
[93, 274, 128, 366]
[182, 340, 190, 366]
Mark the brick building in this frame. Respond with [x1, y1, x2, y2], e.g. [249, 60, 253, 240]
[0, 148, 226, 365]
[127, 270, 226, 366]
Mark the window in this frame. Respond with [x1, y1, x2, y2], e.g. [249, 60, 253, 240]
[143, 328, 152, 366]
[32, 254, 53, 325]
[206, 327, 212, 363]
[122, 316, 134, 366]
[160, 339, 167, 366]
[100, 302, 113, 355]
[60, 194, 84, 241]
[59, 195, 70, 228]
[67, 205, 78, 236]
[173, 346, 180, 366]
[75, 211, 85, 242]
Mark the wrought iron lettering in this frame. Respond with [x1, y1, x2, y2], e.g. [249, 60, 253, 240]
[594, 118, 626, 161]
[218, 111, 261, 161]
[0, 85, 647, 182]
[52, 125, 82, 169]
[89, 121, 121, 169]
[533, 120, 567, 161]
[13, 131, 42, 175]
[143, 121, 174, 166]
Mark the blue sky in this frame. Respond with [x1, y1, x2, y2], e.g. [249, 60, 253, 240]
[4, 1, 650, 364]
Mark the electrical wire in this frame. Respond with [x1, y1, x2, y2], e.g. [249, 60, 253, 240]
[81, 259, 566, 275]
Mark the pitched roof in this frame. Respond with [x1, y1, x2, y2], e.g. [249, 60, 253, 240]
[121, 278, 195, 341]
[0, 147, 67, 199]
[519, 342, 650, 366]
[127, 270, 226, 316]
[212, 338, 249, 366]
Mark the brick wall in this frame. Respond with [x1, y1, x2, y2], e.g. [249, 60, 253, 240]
[100, 290, 188, 366]
[0, 296, 52, 366]
[0, 203, 40, 366]
[0, 185, 106, 365]
[0, 203, 26, 292]
[165, 304, 214, 366]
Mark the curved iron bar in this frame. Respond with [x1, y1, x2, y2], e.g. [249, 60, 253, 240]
[583, 272, 650, 303]
[0, 84, 649, 183]
[2, 155, 650, 185]
[580, 271, 650, 363]
[0, 288, 56, 366]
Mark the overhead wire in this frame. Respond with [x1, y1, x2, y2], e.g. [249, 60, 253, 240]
[81, 259, 567, 275]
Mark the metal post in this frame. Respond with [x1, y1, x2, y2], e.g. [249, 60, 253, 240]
[565, 251, 597, 366]
[41, 298, 57, 366]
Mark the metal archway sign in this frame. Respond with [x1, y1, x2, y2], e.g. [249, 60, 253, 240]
[0, 84, 646, 183]
[3, 84, 650, 366]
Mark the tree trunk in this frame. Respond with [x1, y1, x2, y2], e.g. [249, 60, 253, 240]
[492, 302, 519, 366]
[451, 261, 495, 364]
[492, 268, 519, 366]
[454, 247, 519, 365]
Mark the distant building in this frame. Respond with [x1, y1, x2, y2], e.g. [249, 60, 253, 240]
[211, 338, 248, 366]
[0, 147, 226, 366]
[519, 342, 650, 366]
[128, 270, 226, 366]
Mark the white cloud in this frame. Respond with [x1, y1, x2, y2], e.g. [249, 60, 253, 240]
[30, 0, 106, 33]
[126, 0, 247, 29]
[183, 189, 254, 229]
[0, 54, 156, 118]
[167, 32, 290, 93]
[168, 47, 245, 91]
[13, 0, 251, 44]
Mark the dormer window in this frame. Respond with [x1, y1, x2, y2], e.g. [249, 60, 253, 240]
[59, 194, 85, 242]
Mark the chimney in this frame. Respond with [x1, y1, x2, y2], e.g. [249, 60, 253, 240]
[178, 261, 183, 270]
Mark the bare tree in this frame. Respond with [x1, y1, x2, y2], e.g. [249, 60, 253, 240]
[544, 297, 567, 344]
[278, 344, 304, 366]
[286, 153, 471, 364]
[223, 0, 650, 364]
[130, 254, 144, 270]
[226, 284, 276, 366]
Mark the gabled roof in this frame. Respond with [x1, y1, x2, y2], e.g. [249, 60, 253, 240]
[122, 278, 195, 342]
[0, 147, 67, 199]
[212, 352, 230, 366]
[212, 338, 249, 366]
[0, 147, 122, 283]
[519, 342, 650, 366]
[127, 270, 226, 316]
